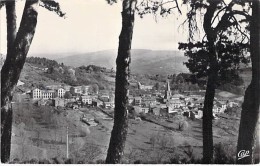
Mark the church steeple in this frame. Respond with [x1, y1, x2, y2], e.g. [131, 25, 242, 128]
[166, 80, 170, 91]
[164, 80, 172, 99]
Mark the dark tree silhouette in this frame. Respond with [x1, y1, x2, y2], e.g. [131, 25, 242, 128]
[237, 0, 260, 164]
[105, 0, 137, 163]
[5, 0, 16, 55]
[178, 0, 251, 163]
[1, 0, 65, 162]
[1, 0, 40, 162]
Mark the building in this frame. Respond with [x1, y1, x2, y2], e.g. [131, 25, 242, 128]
[82, 85, 90, 95]
[167, 99, 185, 109]
[103, 102, 115, 109]
[81, 95, 92, 105]
[133, 106, 149, 114]
[151, 107, 161, 116]
[42, 90, 55, 99]
[164, 81, 172, 100]
[134, 97, 142, 106]
[54, 98, 65, 107]
[228, 101, 239, 107]
[32, 88, 57, 100]
[57, 88, 65, 98]
[128, 95, 134, 105]
[17, 80, 25, 86]
[142, 97, 157, 107]
[92, 99, 103, 107]
[137, 82, 153, 90]
[194, 110, 203, 119]
[99, 95, 110, 102]
[32, 88, 42, 99]
[74, 86, 82, 94]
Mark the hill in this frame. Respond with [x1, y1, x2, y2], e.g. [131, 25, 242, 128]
[55, 49, 189, 75]
[18, 60, 116, 92]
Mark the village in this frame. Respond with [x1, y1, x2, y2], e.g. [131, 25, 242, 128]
[13, 80, 240, 122]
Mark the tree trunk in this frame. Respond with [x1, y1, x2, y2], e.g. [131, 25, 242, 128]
[1, 0, 39, 163]
[202, 62, 217, 164]
[236, 0, 260, 164]
[5, 0, 17, 54]
[105, 0, 136, 164]
[202, 0, 220, 163]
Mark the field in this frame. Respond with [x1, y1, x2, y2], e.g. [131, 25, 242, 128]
[9, 99, 249, 164]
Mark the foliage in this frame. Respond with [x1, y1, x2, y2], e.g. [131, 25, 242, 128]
[78, 65, 106, 73]
[26, 57, 60, 68]
[179, 40, 250, 85]
[0, 0, 65, 17]
[39, 0, 66, 17]
[25, 57, 112, 89]
[136, 0, 181, 18]
[178, 120, 189, 131]
[64, 91, 72, 99]
[213, 142, 236, 164]
[154, 82, 161, 90]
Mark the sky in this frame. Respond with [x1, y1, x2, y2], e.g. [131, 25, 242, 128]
[0, 0, 191, 58]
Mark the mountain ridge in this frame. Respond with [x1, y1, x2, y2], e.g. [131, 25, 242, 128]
[55, 49, 189, 75]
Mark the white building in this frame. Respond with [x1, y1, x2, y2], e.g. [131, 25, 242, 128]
[32, 88, 42, 99]
[81, 95, 92, 105]
[42, 90, 55, 99]
[103, 102, 115, 109]
[57, 88, 65, 98]
[32, 88, 55, 100]
[74, 86, 82, 94]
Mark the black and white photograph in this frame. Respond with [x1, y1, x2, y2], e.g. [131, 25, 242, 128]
[0, 0, 259, 164]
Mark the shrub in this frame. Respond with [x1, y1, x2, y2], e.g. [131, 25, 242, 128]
[179, 121, 189, 131]
[29, 158, 38, 164]
[213, 142, 236, 164]
[39, 159, 51, 164]
[96, 159, 105, 164]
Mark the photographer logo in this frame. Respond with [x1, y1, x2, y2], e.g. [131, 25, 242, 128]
[238, 150, 250, 160]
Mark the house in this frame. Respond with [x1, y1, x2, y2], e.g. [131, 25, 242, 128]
[133, 106, 149, 114]
[54, 98, 65, 107]
[81, 95, 92, 105]
[128, 95, 134, 105]
[168, 106, 182, 114]
[170, 93, 184, 100]
[228, 101, 239, 107]
[167, 99, 185, 109]
[137, 82, 153, 90]
[151, 107, 161, 116]
[92, 99, 103, 107]
[103, 102, 115, 109]
[218, 100, 227, 110]
[81, 85, 90, 95]
[134, 97, 142, 106]
[17, 80, 25, 86]
[194, 110, 203, 119]
[142, 97, 157, 107]
[99, 95, 110, 102]
[74, 86, 82, 94]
